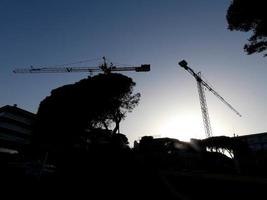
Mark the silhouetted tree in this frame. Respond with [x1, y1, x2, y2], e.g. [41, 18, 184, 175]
[34, 73, 140, 150]
[227, 0, 267, 56]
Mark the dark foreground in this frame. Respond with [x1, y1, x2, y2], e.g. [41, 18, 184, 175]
[1, 150, 267, 200]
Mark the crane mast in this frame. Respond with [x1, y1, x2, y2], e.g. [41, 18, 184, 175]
[178, 60, 241, 138]
[13, 57, 150, 74]
[196, 72, 213, 138]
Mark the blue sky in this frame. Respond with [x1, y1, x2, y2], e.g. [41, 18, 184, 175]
[1, 0, 267, 144]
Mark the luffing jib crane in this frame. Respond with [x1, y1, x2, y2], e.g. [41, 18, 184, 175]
[178, 60, 241, 138]
[13, 57, 150, 74]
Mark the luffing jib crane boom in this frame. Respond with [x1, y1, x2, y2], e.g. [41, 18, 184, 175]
[13, 57, 150, 74]
[178, 60, 241, 138]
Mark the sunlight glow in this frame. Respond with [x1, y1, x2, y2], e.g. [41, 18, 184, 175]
[158, 113, 204, 142]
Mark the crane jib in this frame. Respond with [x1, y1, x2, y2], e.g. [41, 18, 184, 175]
[13, 59, 151, 74]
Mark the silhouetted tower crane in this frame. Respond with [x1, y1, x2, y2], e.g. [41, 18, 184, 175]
[13, 57, 150, 74]
[178, 60, 241, 138]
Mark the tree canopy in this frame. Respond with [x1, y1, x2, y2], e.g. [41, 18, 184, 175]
[34, 73, 140, 147]
[227, 0, 267, 56]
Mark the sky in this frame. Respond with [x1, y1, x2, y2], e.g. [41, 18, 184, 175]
[1, 0, 267, 145]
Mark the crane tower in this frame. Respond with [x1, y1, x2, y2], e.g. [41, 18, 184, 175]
[178, 60, 241, 138]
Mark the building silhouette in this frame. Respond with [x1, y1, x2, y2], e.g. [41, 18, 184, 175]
[237, 132, 267, 152]
[0, 104, 35, 153]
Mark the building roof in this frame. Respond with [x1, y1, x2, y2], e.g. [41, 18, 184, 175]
[237, 132, 267, 139]
[0, 105, 35, 118]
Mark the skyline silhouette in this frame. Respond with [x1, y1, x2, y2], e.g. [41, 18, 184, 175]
[1, 101, 267, 199]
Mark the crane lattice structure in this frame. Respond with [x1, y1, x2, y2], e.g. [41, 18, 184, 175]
[13, 57, 150, 74]
[178, 60, 241, 138]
